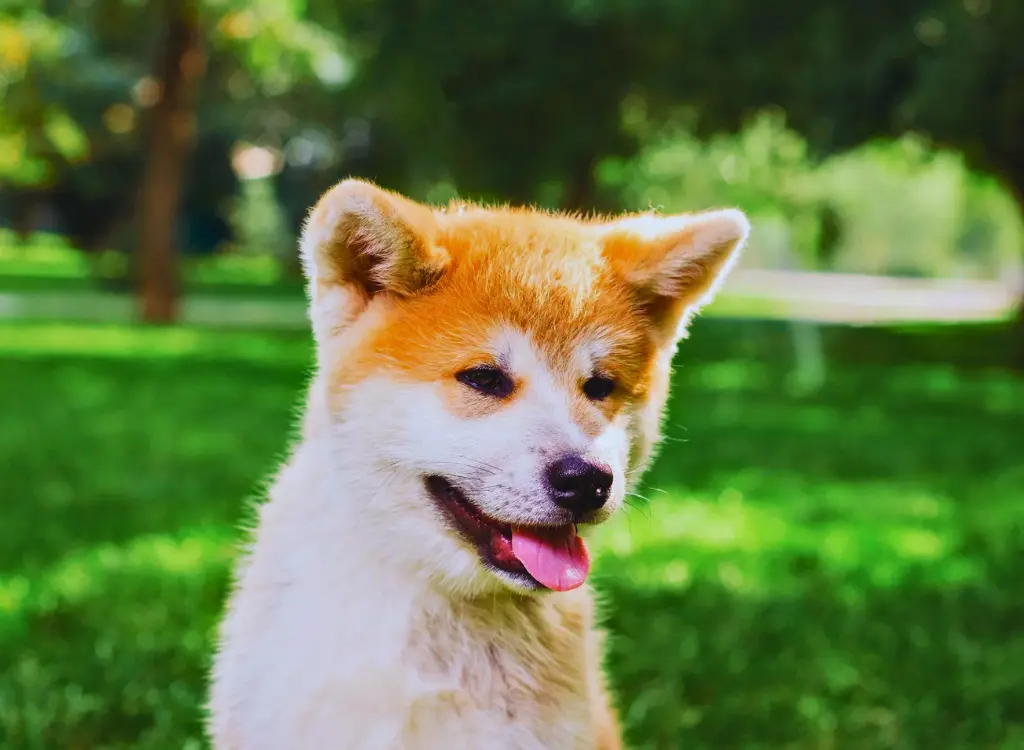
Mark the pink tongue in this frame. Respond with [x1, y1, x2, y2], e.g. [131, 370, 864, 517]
[510, 526, 591, 592]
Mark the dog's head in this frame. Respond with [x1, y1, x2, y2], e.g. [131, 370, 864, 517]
[299, 180, 748, 596]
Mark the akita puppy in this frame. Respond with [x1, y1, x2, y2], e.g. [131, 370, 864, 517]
[209, 179, 748, 749]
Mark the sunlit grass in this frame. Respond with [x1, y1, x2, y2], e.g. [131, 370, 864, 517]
[592, 479, 983, 596]
[0, 530, 236, 621]
[0, 320, 312, 364]
[0, 234, 285, 286]
[1, 319, 1022, 748]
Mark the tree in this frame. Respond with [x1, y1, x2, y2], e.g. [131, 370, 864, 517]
[1, 0, 347, 319]
[632, 0, 1024, 363]
[136, 0, 205, 323]
[5, 0, 1022, 340]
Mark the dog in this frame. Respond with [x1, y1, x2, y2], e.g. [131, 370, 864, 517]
[208, 179, 749, 749]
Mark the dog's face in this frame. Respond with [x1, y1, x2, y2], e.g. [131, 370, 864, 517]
[300, 181, 748, 596]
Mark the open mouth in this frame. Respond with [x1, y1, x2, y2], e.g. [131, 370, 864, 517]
[425, 475, 591, 592]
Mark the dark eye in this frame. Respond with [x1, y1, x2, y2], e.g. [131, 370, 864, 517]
[456, 366, 514, 398]
[583, 375, 616, 401]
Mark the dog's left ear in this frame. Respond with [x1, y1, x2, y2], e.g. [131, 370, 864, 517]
[601, 209, 750, 342]
[299, 179, 450, 339]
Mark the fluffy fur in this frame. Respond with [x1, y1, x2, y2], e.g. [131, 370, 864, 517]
[208, 180, 749, 749]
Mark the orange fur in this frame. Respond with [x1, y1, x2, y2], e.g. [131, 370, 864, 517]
[211, 178, 749, 750]
[316, 192, 674, 434]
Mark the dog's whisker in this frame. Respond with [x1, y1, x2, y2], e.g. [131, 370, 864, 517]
[430, 459, 499, 477]
[366, 470, 400, 510]
[623, 498, 652, 520]
[368, 460, 403, 477]
[660, 435, 688, 444]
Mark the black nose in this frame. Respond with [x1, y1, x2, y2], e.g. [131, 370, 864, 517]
[546, 455, 613, 514]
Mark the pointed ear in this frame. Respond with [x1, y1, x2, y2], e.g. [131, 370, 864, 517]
[299, 179, 450, 336]
[601, 209, 749, 342]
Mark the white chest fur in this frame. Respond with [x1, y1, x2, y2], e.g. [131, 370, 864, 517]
[211, 566, 598, 749]
[208, 463, 604, 750]
[397, 597, 597, 749]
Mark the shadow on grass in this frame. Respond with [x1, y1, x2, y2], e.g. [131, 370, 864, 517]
[0, 354, 306, 574]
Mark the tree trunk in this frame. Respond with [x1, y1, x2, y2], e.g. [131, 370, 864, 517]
[1012, 291, 1024, 370]
[1009, 179, 1024, 370]
[137, 0, 205, 324]
[562, 154, 598, 214]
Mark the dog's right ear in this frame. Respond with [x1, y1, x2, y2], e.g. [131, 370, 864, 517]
[299, 179, 449, 337]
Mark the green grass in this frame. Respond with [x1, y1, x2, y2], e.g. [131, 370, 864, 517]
[1, 319, 1022, 749]
[0, 234, 306, 298]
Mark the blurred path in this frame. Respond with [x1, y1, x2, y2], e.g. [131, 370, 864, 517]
[719, 270, 1017, 323]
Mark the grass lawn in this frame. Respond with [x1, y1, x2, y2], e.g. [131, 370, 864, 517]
[1, 318, 1022, 749]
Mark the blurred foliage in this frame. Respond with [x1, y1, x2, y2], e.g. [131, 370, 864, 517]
[0, 5, 75, 185]
[0, 319, 1021, 747]
[1, 0, 1022, 249]
[601, 113, 1023, 277]
[228, 175, 291, 263]
[0, 0, 345, 258]
[1, 0, 1022, 285]
[658, 0, 1024, 203]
